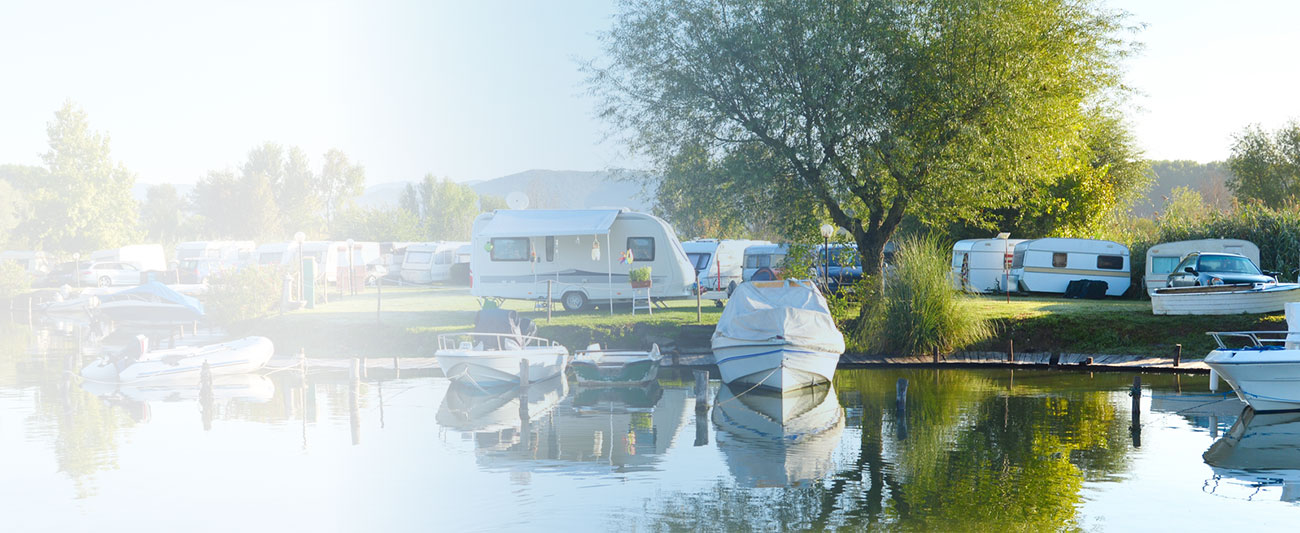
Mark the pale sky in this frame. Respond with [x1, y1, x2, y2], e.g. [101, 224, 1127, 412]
[0, 0, 1297, 186]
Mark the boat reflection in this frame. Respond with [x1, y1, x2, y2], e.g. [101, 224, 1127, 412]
[436, 376, 569, 433]
[80, 374, 275, 424]
[1204, 408, 1300, 501]
[712, 383, 845, 487]
[572, 381, 664, 413]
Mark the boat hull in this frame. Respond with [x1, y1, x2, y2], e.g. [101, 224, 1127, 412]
[81, 336, 275, 383]
[1205, 348, 1300, 411]
[712, 344, 839, 392]
[1151, 284, 1300, 315]
[435, 347, 568, 386]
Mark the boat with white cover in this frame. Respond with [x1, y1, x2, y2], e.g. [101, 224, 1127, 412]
[435, 308, 568, 387]
[80, 336, 274, 383]
[93, 281, 205, 325]
[1204, 302, 1300, 412]
[1152, 282, 1300, 315]
[711, 279, 845, 392]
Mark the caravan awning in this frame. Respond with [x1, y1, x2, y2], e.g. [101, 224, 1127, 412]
[478, 209, 621, 238]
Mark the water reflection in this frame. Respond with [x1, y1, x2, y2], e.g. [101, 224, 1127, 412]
[1204, 409, 1300, 502]
[713, 384, 845, 487]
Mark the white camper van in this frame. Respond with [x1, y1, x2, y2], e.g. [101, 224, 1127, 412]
[175, 241, 255, 283]
[951, 237, 1028, 293]
[683, 239, 772, 295]
[401, 241, 469, 284]
[470, 209, 696, 311]
[1010, 238, 1131, 297]
[742, 244, 790, 281]
[1144, 239, 1261, 295]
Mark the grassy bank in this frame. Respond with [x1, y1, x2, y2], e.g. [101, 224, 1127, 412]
[244, 287, 1283, 359]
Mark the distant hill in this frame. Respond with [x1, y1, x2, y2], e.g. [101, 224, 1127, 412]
[359, 169, 653, 211]
[1131, 160, 1232, 217]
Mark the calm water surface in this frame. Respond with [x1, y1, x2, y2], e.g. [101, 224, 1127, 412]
[4, 322, 1300, 531]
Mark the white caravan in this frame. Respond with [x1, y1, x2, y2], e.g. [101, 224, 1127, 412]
[91, 244, 167, 272]
[1144, 239, 1261, 295]
[683, 239, 772, 294]
[470, 209, 696, 312]
[951, 237, 1028, 293]
[1010, 238, 1131, 297]
[299, 241, 342, 283]
[742, 244, 791, 281]
[174, 241, 255, 283]
[254, 242, 295, 267]
[401, 241, 469, 284]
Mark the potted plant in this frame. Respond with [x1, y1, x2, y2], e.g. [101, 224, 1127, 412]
[629, 266, 652, 288]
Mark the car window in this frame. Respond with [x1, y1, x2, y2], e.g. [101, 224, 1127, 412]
[1203, 256, 1261, 275]
[1173, 255, 1196, 274]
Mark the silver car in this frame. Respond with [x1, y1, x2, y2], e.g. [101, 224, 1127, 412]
[79, 261, 143, 287]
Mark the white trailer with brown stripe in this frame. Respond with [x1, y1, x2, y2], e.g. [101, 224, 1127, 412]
[1009, 238, 1131, 297]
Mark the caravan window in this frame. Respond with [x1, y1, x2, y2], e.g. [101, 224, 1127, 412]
[259, 253, 283, 265]
[1150, 256, 1180, 275]
[627, 237, 655, 261]
[434, 251, 454, 265]
[405, 251, 432, 265]
[1052, 253, 1067, 268]
[1096, 255, 1123, 270]
[490, 238, 531, 262]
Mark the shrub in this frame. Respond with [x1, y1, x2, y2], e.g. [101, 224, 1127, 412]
[0, 260, 30, 300]
[206, 265, 283, 328]
[630, 266, 652, 283]
[857, 235, 991, 355]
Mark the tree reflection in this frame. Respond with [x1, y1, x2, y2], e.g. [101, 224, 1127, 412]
[641, 369, 1135, 531]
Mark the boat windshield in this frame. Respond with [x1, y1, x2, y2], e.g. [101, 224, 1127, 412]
[1199, 255, 1262, 275]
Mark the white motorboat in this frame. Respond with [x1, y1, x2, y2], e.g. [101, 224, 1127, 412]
[570, 343, 662, 385]
[711, 279, 845, 392]
[1151, 282, 1300, 315]
[712, 383, 845, 486]
[435, 333, 569, 386]
[1203, 409, 1300, 502]
[80, 336, 274, 383]
[1204, 303, 1300, 412]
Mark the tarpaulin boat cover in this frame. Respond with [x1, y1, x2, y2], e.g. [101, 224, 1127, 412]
[712, 280, 845, 353]
[477, 209, 621, 238]
[114, 282, 205, 316]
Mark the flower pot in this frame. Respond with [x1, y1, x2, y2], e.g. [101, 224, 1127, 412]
[630, 280, 652, 289]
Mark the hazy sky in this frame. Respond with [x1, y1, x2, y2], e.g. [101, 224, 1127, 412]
[0, 1, 1298, 186]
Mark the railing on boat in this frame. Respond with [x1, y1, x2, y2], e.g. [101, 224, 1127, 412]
[436, 332, 562, 351]
[1207, 331, 1300, 349]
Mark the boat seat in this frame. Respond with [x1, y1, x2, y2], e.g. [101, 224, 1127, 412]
[459, 341, 474, 350]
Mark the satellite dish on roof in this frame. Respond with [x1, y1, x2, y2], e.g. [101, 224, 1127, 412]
[507, 191, 530, 210]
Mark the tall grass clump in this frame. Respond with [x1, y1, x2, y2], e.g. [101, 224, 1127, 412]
[206, 266, 283, 329]
[859, 235, 991, 355]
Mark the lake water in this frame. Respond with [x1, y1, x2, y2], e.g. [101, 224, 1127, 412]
[5, 322, 1300, 531]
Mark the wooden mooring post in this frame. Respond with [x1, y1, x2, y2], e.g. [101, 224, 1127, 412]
[1008, 339, 1014, 362]
[519, 359, 531, 388]
[693, 370, 709, 411]
[932, 346, 939, 364]
[1130, 375, 1142, 448]
[546, 280, 553, 324]
[1173, 343, 1182, 367]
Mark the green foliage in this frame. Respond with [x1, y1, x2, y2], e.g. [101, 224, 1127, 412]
[593, 0, 1135, 278]
[478, 194, 508, 212]
[15, 102, 140, 252]
[629, 266, 651, 283]
[1227, 121, 1300, 208]
[0, 261, 30, 300]
[858, 236, 991, 355]
[319, 148, 367, 226]
[0, 176, 29, 248]
[332, 206, 423, 242]
[206, 266, 283, 328]
[420, 175, 479, 240]
[139, 184, 184, 245]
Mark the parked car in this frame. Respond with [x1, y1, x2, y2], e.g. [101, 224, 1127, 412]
[1165, 252, 1277, 287]
[79, 261, 144, 287]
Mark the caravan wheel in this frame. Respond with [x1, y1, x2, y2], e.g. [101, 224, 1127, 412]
[561, 291, 589, 312]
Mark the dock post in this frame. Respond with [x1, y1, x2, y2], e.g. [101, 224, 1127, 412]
[376, 278, 382, 326]
[1173, 344, 1182, 367]
[349, 361, 361, 446]
[519, 359, 530, 388]
[200, 360, 214, 431]
[1008, 339, 1014, 362]
[693, 370, 709, 411]
[546, 280, 553, 324]
[932, 346, 939, 364]
[1130, 375, 1142, 448]
[360, 354, 367, 380]
[27, 297, 33, 328]
[696, 273, 702, 324]
[393, 355, 400, 379]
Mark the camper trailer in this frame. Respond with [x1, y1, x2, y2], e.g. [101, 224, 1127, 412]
[401, 241, 469, 284]
[174, 241, 255, 283]
[254, 242, 295, 267]
[335, 241, 382, 285]
[951, 237, 1028, 293]
[469, 209, 696, 311]
[1144, 239, 1261, 295]
[682, 239, 772, 295]
[741, 244, 790, 281]
[1010, 238, 1131, 297]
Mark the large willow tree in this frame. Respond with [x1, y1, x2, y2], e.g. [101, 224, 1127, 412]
[593, 0, 1134, 276]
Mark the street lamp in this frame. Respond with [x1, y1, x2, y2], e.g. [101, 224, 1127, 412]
[346, 238, 356, 296]
[73, 252, 81, 288]
[294, 231, 306, 301]
[819, 224, 834, 290]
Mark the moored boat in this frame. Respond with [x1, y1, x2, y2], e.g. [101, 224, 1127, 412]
[94, 281, 205, 325]
[435, 308, 568, 387]
[80, 336, 274, 383]
[570, 343, 662, 385]
[1204, 303, 1300, 412]
[711, 279, 845, 392]
[1151, 282, 1300, 315]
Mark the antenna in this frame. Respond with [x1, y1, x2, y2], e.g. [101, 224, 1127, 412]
[506, 191, 530, 210]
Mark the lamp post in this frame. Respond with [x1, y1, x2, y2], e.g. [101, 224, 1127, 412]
[294, 231, 306, 301]
[73, 252, 81, 288]
[819, 224, 834, 290]
[346, 238, 356, 296]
